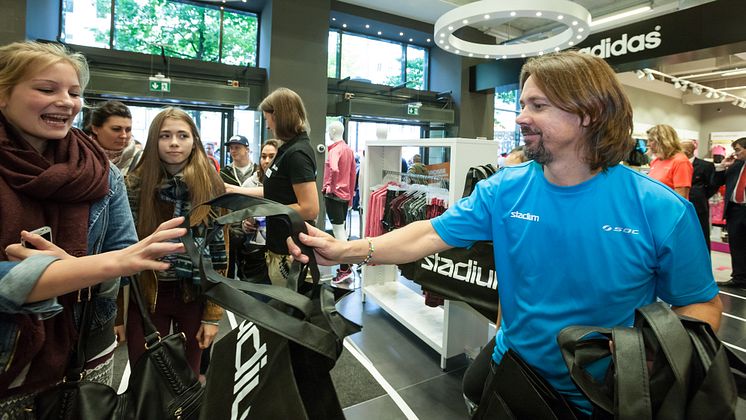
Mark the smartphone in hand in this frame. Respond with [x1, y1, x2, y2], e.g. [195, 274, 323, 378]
[21, 226, 53, 249]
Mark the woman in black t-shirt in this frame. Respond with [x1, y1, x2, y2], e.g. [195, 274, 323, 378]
[258, 88, 319, 286]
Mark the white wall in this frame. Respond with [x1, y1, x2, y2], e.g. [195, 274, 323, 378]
[700, 103, 746, 153]
[623, 85, 702, 140]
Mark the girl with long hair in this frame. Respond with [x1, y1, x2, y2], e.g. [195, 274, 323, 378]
[125, 107, 226, 373]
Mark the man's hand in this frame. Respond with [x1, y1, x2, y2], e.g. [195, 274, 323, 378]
[242, 218, 257, 234]
[286, 223, 345, 266]
[196, 323, 219, 349]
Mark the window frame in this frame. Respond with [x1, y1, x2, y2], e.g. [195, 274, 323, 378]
[328, 28, 429, 91]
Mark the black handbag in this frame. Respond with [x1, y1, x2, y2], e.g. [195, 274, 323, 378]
[178, 193, 361, 420]
[558, 302, 745, 420]
[35, 278, 203, 419]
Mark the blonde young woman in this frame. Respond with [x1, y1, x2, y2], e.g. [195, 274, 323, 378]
[125, 107, 226, 374]
[0, 41, 184, 415]
[646, 124, 693, 199]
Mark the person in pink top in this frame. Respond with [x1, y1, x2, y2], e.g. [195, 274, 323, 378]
[323, 120, 357, 283]
[646, 124, 693, 199]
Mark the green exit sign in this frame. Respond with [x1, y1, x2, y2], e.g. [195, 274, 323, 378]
[407, 104, 420, 116]
[149, 77, 171, 92]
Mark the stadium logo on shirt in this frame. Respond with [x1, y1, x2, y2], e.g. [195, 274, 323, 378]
[232, 320, 268, 419]
[510, 211, 540, 222]
[602, 225, 639, 235]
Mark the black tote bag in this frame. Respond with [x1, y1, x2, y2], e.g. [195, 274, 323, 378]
[558, 302, 745, 420]
[179, 193, 361, 420]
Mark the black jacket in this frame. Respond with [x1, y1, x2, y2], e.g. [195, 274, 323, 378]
[713, 159, 745, 214]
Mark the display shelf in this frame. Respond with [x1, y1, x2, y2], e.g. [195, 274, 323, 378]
[363, 282, 444, 352]
[361, 138, 499, 369]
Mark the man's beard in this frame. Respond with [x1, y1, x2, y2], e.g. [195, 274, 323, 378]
[522, 127, 553, 164]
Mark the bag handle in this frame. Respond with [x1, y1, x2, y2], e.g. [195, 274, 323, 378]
[181, 193, 360, 361]
[557, 326, 652, 419]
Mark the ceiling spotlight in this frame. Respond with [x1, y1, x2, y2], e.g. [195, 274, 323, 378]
[673, 79, 681, 89]
[635, 70, 645, 79]
[713, 92, 721, 99]
[693, 86, 703, 95]
[645, 70, 655, 81]
[679, 82, 688, 92]
[732, 98, 740, 106]
[706, 90, 714, 99]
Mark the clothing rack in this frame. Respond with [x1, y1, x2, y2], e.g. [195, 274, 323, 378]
[381, 169, 449, 189]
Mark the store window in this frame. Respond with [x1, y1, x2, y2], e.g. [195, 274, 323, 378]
[328, 30, 428, 90]
[494, 89, 521, 154]
[61, 0, 258, 67]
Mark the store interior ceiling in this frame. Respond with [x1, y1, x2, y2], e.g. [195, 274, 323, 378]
[339, 0, 746, 106]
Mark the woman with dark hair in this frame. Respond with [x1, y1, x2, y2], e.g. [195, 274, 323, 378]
[647, 124, 693, 199]
[88, 100, 140, 177]
[242, 139, 280, 188]
[124, 107, 226, 374]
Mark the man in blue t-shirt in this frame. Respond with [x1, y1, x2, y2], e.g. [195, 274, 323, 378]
[287, 51, 722, 414]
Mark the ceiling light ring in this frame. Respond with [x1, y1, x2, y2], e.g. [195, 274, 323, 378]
[434, 0, 591, 59]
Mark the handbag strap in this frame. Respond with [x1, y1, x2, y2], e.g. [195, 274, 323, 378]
[129, 275, 163, 349]
[64, 291, 94, 382]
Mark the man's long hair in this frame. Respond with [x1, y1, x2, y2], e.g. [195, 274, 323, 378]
[520, 51, 634, 171]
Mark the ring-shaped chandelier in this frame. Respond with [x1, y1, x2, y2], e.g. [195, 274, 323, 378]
[434, 0, 592, 59]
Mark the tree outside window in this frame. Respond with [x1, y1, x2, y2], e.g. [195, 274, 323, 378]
[61, 0, 257, 67]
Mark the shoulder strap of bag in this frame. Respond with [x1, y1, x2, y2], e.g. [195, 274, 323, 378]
[129, 276, 166, 349]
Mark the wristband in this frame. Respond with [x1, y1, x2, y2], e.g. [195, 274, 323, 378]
[359, 237, 375, 266]
[201, 320, 220, 326]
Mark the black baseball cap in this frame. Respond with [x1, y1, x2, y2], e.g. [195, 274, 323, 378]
[226, 135, 249, 147]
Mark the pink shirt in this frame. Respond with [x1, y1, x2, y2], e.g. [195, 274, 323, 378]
[649, 152, 693, 190]
[322, 141, 357, 204]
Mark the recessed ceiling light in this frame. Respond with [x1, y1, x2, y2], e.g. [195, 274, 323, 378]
[448, 25, 454, 30]
[365, 24, 370, 28]
[536, 11, 542, 17]
[469, 53, 473, 57]
[462, 19, 469, 24]
[502, 55, 507, 59]
[569, 41, 574, 46]
[484, 14, 490, 19]
[426, 38, 431, 42]
[332, 17, 336, 21]
[399, 32, 404, 36]
[554, 47, 560, 51]
[439, 39, 444, 44]
[445, 46, 450, 49]
[440, 33, 445, 37]
[378, 31, 382, 35]
[455, 50, 460, 54]
[557, 15, 564, 20]
[485, 55, 490, 58]
[342, 23, 347, 28]
[578, 27, 584, 32]
[576, 35, 582, 39]
[521, 53, 526, 58]
[409, 38, 413, 42]
[572, 20, 578, 25]
[538, 51, 544, 55]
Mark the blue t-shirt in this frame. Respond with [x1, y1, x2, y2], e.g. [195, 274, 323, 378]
[431, 161, 718, 412]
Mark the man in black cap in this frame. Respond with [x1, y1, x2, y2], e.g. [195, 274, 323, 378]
[220, 134, 258, 280]
[220, 135, 257, 187]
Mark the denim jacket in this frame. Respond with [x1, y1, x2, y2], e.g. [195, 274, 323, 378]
[0, 164, 138, 375]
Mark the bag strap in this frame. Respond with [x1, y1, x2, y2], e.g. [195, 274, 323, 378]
[181, 193, 360, 361]
[130, 275, 164, 349]
[64, 293, 94, 382]
[557, 325, 652, 419]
